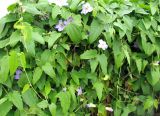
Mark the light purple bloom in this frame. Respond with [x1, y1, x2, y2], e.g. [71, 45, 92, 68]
[77, 87, 83, 96]
[64, 17, 73, 25]
[16, 69, 22, 75]
[14, 69, 22, 80]
[14, 74, 20, 80]
[55, 20, 66, 31]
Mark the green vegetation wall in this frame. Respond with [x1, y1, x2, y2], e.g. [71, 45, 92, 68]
[0, 0, 160, 115]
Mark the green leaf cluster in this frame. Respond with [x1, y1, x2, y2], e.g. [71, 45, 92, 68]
[0, 0, 159, 115]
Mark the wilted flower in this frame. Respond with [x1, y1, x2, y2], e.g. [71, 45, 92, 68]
[98, 39, 108, 50]
[14, 69, 22, 80]
[62, 87, 67, 92]
[48, 0, 68, 7]
[81, 3, 93, 15]
[76, 87, 82, 96]
[55, 20, 66, 31]
[133, 41, 139, 49]
[105, 107, 113, 112]
[153, 61, 160, 66]
[0, 0, 18, 19]
[86, 103, 96, 108]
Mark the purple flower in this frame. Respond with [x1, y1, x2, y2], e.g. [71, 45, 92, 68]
[55, 17, 73, 32]
[14, 74, 20, 80]
[76, 87, 83, 96]
[16, 69, 22, 75]
[55, 20, 66, 31]
[14, 69, 22, 80]
[64, 17, 73, 25]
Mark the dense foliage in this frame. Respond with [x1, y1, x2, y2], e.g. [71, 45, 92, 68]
[0, 0, 160, 115]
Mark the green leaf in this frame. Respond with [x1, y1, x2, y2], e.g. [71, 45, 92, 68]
[49, 103, 56, 116]
[90, 59, 98, 73]
[150, 2, 157, 15]
[32, 31, 45, 45]
[56, 92, 71, 115]
[28, 106, 48, 116]
[146, 68, 159, 86]
[32, 67, 43, 85]
[154, 99, 158, 109]
[48, 31, 61, 48]
[65, 23, 82, 44]
[89, 19, 104, 43]
[141, 82, 151, 95]
[80, 49, 97, 59]
[0, 14, 18, 35]
[98, 104, 106, 116]
[45, 81, 51, 96]
[114, 19, 127, 33]
[37, 100, 48, 109]
[0, 38, 9, 48]
[70, 0, 80, 11]
[144, 96, 154, 110]
[135, 59, 142, 73]
[23, 4, 42, 15]
[93, 81, 104, 101]
[14, 21, 35, 56]
[42, 63, 56, 79]
[19, 52, 27, 69]
[52, 6, 61, 20]
[8, 91, 23, 110]
[121, 104, 136, 116]
[56, 53, 67, 70]
[97, 54, 108, 74]
[143, 18, 151, 30]
[135, 8, 149, 15]
[0, 97, 7, 105]
[9, 31, 21, 47]
[22, 89, 38, 106]
[117, 7, 134, 17]
[150, 68, 160, 85]
[141, 32, 155, 55]
[68, 85, 77, 106]
[71, 71, 80, 85]
[22, 84, 30, 93]
[113, 39, 125, 69]
[9, 51, 19, 76]
[0, 100, 12, 116]
[122, 45, 130, 65]
[0, 56, 9, 83]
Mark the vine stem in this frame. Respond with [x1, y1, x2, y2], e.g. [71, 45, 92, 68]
[24, 69, 43, 99]
[74, 101, 88, 112]
[19, 52, 43, 100]
[118, 86, 139, 95]
[2, 85, 9, 95]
